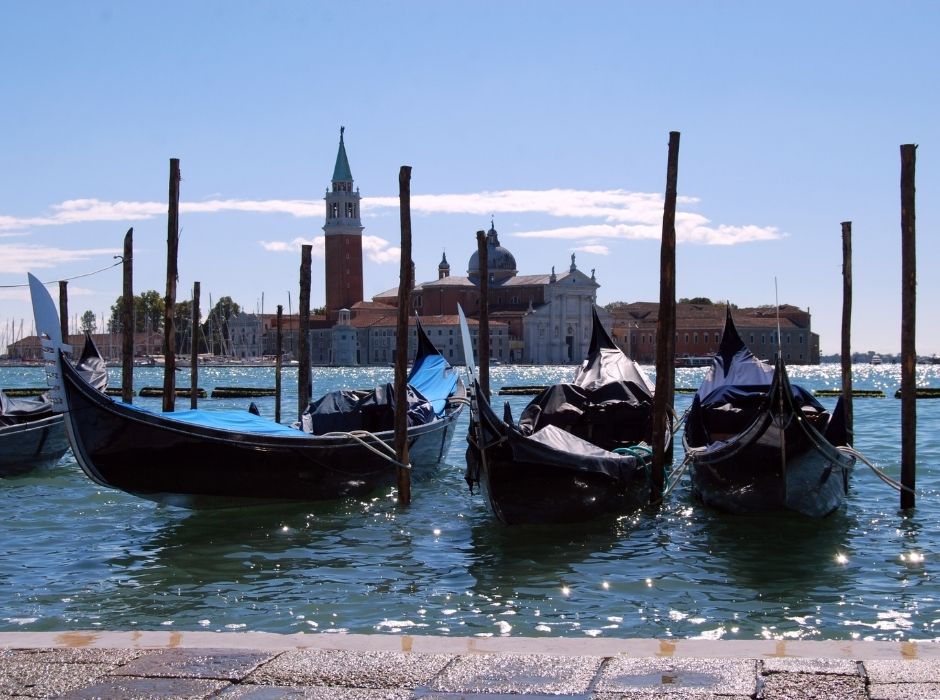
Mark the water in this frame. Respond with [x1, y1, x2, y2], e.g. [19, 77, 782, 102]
[1, 363, 939, 641]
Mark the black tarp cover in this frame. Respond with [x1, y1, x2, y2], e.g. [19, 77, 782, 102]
[301, 384, 436, 436]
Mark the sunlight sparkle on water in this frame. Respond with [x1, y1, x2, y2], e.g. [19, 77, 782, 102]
[836, 553, 849, 564]
[561, 586, 571, 596]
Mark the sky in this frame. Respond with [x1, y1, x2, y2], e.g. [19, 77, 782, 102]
[1, 1, 937, 356]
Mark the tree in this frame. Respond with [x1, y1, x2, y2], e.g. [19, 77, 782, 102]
[679, 297, 714, 305]
[108, 290, 165, 333]
[80, 310, 97, 333]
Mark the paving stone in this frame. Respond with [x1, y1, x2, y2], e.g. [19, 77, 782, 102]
[762, 657, 860, 675]
[429, 653, 601, 695]
[7, 647, 146, 665]
[56, 676, 230, 699]
[869, 682, 940, 700]
[865, 659, 940, 684]
[760, 672, 867, 699]
[246, 649, 453, 690]
[0, 657, 112, 698]
[596, 657, 757, 696]
[219, 685, 411, 699]
[112, 648, 277, 680]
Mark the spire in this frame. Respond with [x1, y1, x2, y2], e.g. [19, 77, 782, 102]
[438, 251, 450, 279]
[332, 126, 353, 182]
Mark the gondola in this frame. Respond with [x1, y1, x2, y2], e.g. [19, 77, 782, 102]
[463, 307, 664, 525]
[682, 307, 854, 517]
[0, 333, 108, 477]
[28, 274, 465, 507]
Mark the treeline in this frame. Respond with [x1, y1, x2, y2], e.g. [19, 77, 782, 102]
[77, 292, 242, 354]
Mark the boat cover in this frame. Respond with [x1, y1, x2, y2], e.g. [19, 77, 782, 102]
[506, 423, 646, 482]
[0, 391, 55, 425]
[407, 353, 459, 417]
[301, 383, 436, 435]
[695, 307, 774, 400]
[117, 402, 310, 437]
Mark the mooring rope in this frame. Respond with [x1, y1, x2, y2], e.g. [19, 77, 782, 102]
[319, 430, 412, 471]
[662, 453, 693, 498]
[836, 445, 914, 494]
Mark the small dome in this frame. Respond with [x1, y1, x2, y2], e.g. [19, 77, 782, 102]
[468, 222, 517, 284]
[438, 251, 450, 269]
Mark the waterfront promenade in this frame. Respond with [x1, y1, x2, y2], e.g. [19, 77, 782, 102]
[2, 632, 940, 698]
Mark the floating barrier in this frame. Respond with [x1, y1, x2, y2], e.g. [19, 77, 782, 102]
[0, 387, 48, 397]
[211, 386, 277, 398]
[139, 386, 207, 398]
[497, 385, 548, 396]
[675, 387, 698, 394]
[105, 388, 136, 397]
[814, 389, 886, 398]
[894, 387, 940, 399]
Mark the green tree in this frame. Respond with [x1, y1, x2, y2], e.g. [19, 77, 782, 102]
[108, 290, 165, 333]
[679, 297, 714, 305]
[80, 310, 97, 333]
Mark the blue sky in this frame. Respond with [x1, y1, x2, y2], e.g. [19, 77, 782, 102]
[1, 1, 937, 355]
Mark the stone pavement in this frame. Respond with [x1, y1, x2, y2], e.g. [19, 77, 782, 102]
[2, 632, 940, 699]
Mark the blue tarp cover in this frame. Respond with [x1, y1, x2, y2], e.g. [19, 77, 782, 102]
[407, 353, 458, 416]
[120, 403, 308, 437]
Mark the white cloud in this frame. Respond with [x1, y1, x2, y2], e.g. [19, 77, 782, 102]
[259, 236, 325, 257]
[572, 244, 611, 255]
[0, 243, 121, 273]
[1, 189, 781, 247]
[362, 235, 400, 264]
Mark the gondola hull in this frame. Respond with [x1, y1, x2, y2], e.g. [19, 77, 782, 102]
[0, 415, 69, 476]
[472, 431, 651, 525]
[685, 412, 853, 517]
[60, 354, 462, 506]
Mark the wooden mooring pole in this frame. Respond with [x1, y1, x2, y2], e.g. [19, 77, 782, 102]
[162, 158, 181, 413]
[900, 144, 917, 510]
[121, 228, 134, 404]
[298, 244, 312, 420]
[190, 281, 200, 409]
[476, 229, 490, 399]
[840, 221, 853, 443]
[58, 281, 68, 345]
[394, 165, 414, 506]
[275, 304, 283, 424]
[651, 131, 680, 504]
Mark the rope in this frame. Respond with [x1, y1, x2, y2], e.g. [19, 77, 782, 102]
[319, 430, 411, 471]
[837, 445, 914, 494]
[0, 257, 127, 288]
[662, 453, 692, 498]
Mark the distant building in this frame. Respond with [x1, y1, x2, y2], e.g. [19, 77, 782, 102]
[227, 313, 263, 359]
[609, 302, 820, 364]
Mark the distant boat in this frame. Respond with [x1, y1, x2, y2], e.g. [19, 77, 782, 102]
[870, 354, 883, 365]
[28, 274, 465, 507]
[683, 308, 855, 517]
[675, 354, 713, 368]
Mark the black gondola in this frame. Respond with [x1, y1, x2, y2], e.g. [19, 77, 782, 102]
[0, 333, 107, 477]
[464, 308, 664, 525]
[682, 307, 854, 517]
[28, 274, 464, 507]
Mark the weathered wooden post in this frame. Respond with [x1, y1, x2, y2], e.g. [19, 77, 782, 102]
[840, 221, 853, 443]
[476, 229, 490, 399]
[190, 281, 200, 409]
[162, 158, 181, 412]
[900, 144, 917, 509]
[651, 131, 680, 503]
[394, 165, 414, 506]
[121, 228, 134, 403]
[275, 304, 283, 424]
[298, 244, 312, 420]
[58, 281, 68, 346]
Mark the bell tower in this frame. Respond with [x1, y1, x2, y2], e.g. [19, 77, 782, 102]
[323, 127, 364, 318]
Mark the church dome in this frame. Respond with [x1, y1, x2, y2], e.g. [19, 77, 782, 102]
[468, 222, 517, 284]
